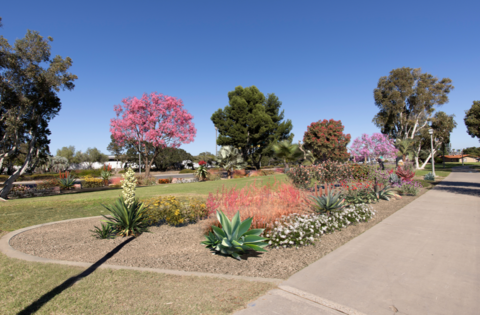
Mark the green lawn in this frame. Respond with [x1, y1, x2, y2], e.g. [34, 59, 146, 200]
[414, 162, 479, 177]
[0, 175, 286, 232]
[0, 248, 274, 315]
[0, 177, 284, 315]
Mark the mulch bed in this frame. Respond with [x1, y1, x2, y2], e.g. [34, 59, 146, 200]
[10, 188, 430, 280]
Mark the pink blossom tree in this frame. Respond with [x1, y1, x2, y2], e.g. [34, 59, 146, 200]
[350, 133, 397, 164]
[110, 92, 196, 178]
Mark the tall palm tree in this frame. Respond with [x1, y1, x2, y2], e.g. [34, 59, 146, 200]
[216, 146, 247, 178]
[272, 140, 303, 168]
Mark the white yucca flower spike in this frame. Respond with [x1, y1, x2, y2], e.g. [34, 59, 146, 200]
[121, 167, 137, 207]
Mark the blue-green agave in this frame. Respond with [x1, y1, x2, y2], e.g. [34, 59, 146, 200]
[309, 189, 345, 215]
[202, 210, 268, 260]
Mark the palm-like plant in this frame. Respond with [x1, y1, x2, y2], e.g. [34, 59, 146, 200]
[272, 140, 303, 168]
[202, 210, 268, 260]
[395, 139, 415, 162]
[101, 197, 149, 237]
[215, 146, 247, 178]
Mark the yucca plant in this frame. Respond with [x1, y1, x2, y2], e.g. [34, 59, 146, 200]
[309, 188, 345, 215]
[101, 197, 149, 237]
[90, 223, 116, 239]
[202, 210, 268, 260]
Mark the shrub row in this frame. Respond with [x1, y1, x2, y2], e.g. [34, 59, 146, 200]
[143, 196, 208, 226]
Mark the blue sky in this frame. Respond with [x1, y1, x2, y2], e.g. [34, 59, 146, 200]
[2, 0, 479, 156]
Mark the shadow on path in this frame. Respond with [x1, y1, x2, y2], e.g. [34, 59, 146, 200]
[17, 237, 135, 315]
[433, 180, 480, 197]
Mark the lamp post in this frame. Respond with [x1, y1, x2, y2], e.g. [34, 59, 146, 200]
[462, 148, 464, 166]
[138, 141, 141, 175]
[215, 126, 218, 156]
[429, 128, 435, 177]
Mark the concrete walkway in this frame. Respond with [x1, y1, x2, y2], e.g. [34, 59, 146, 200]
[236, 168, 480, 315]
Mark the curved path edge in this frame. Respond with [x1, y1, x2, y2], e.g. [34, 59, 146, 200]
[0, 216, 282, 285]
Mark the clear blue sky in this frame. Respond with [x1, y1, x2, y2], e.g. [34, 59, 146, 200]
[2, 0, 479, 156]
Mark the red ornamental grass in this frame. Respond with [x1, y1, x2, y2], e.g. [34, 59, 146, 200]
[205, 179, 310, 231]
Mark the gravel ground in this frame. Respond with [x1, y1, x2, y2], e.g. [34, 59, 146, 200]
[10, 189, 426, 279]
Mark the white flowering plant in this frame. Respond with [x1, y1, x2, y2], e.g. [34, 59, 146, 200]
[264, 204, 375, 248]
[121, 167, 137, 207]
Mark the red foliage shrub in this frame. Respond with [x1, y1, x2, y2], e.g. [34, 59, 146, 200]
[395, 167, 415, 181]
[109, 177, 123, 185]
[158, 178, 170, 184]
[205, 179, 310, 231]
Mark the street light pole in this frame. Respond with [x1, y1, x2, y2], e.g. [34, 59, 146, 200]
[429, 128, 435, 177]
[462, 148, 464, 166]
[138, 141, 141, 175]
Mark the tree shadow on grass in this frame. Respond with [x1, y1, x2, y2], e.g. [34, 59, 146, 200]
[17, 236, 135, 315]
[432, 181, 480, 197]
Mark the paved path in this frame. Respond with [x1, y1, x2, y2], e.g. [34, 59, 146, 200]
[236, 168, 480, 314]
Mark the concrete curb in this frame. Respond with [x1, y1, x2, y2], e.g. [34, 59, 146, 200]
[0, 216, 282, 285]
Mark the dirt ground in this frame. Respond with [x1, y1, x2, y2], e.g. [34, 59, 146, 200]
[10, 189, 428, 280]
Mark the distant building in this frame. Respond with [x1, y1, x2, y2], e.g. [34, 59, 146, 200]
[440, 154, 478, 163]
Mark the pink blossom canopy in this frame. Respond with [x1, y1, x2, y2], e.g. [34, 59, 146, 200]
[110, 92, 196, 149]
[350, 133, 397, 161]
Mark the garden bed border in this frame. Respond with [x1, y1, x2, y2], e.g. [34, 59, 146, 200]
[0, 216, 282, 285]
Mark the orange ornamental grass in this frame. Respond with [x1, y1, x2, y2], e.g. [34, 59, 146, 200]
[205, 179, 310, 231]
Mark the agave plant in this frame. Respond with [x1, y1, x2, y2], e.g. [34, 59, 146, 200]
[424, 172, 435, 181]
[58, 172, 76, 189]
[202, 210, 268, 260]
[309, 188, 345, 215]
[101, 197, 149, 237]
[373, 186, 400, 201]
[90, 223, 116, 239]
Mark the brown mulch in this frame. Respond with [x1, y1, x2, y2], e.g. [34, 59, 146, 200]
[10, 188, 430, 280]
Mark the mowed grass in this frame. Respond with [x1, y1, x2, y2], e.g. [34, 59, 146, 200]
[0, 178, 283, 315]
[0, 175, 286, 231]
[414, 162, 479, 177]
[0, 250, 275, 315]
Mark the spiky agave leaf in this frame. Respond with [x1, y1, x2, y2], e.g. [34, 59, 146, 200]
[202, 210, 268, 260]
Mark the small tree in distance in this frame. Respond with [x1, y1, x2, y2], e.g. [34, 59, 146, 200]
[110, 92, 196, 178]
[350, 133, 397, 163]
[303, 119, 351, 162]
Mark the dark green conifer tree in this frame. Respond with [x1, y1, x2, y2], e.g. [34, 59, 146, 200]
[211, 86, 293, 169]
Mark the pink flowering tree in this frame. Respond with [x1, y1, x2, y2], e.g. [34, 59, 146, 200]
[350, 133, 397, 164]
[110, 92, 196, 178]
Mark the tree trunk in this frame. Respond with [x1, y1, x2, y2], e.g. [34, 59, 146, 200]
[419, 150, 435, 169]
[0, 139, 37, 199]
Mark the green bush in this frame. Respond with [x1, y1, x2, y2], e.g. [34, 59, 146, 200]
[179, 169, 195, 173]
[76, 169, 102, 177]
[0, 173, 62, 182]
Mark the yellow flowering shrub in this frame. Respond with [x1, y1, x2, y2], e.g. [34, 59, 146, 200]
[143, 196, 208, 226]
[81, 175, 104, 188]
